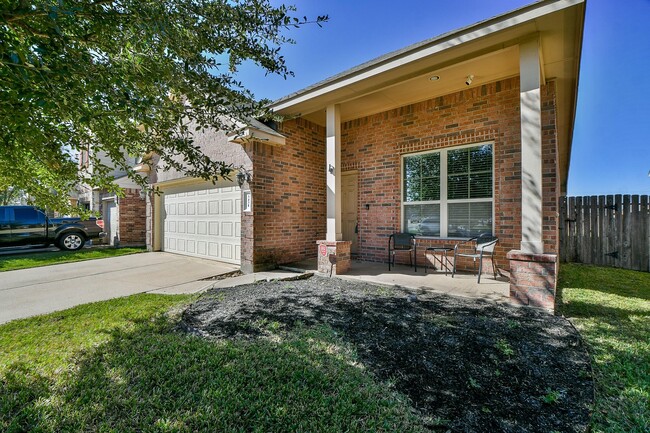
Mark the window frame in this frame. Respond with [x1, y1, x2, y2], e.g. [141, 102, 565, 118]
[401, 141, 495, 239]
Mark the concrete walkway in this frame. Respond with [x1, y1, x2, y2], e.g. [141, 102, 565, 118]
[0, 252, 242, 324]
[1, 250, 511, 325]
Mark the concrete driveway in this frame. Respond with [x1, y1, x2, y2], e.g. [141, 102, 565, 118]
[0, 252, 238, 324]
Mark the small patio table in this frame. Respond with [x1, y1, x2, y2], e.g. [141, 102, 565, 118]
[423, 246, 454, 275]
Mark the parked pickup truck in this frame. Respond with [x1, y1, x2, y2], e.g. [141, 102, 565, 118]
[0, 206, 106, 251]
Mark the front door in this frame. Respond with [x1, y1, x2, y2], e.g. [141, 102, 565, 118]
[341, 172, 358, 255]
[104, 201, 117, 246]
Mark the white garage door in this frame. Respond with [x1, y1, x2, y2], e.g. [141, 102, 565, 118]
[163, 185, 241, 264]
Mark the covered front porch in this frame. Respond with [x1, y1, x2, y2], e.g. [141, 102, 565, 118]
[286, 258, 510, 303]
[268, 1, 584, 310]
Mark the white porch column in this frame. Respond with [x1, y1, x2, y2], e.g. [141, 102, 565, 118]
[519, 39, 544, 254]
[326, 104, 342, 241]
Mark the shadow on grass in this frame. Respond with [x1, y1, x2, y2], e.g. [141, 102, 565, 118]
[557, 265, 650, 433]
[184, 285, 594, 433]
[558, 297, 650, 321]
[1, 316, 424, 433]
[559, 263, 650, 302]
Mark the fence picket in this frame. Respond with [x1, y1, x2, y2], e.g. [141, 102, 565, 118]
[622, 194, 632, 269]
[632, 195, 641, 270]
[606, 195, 616, 267]
[639, 195, 650, 272]
[615, 194, 623, 267]
[576, 196, 585, 264]
[597, 195, 606, 267]
[568, 196, 577, 262]
[589, 196, 597, 266]
[559, 196, 568, 262]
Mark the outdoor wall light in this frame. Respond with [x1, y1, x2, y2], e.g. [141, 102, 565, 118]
[236, 168, 252, 187]
[328, 164, 335, 174]
[465, 74, 474, 86]
[139, 187, 150, 200]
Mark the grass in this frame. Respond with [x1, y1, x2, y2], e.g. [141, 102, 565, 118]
[0, 247, 145, 272]
[0, 294, 427, 432]
[558, 263, 650, 433]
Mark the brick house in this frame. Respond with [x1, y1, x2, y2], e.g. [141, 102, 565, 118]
[145, 0, 585, 309]
[76, 147, 147, 247]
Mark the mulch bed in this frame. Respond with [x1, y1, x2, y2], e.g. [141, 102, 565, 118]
[181, 275, 593, 433]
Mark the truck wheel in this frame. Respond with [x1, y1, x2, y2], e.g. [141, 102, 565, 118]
[58, 233, 86, 251]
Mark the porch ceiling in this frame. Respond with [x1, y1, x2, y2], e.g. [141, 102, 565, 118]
[270, 0, 585, 192]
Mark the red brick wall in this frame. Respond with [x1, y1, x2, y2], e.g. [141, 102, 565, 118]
[246, 118, 326, 270]
[340, 77, 559, 271]
[541, 81, 560, 255]
[118, 188, 146, 246]
[143, 77, 560, 275]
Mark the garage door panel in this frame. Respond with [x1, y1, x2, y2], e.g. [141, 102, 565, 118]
[221, 244, 233, 260]
[222, 200, 233, 214]
[163, 184, 240, 265]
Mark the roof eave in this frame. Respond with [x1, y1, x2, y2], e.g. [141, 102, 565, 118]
[270, 0, 585, 113]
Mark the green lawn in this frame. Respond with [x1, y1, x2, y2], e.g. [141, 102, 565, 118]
[558, 263, 650, 433]
[0, 295, 426, 432]
[0, 247, 145, 272]
[4, 263, 646, 432]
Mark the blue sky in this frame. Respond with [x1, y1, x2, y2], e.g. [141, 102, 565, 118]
[236, 0, 650, 196]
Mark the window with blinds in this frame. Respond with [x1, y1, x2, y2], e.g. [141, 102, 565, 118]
[402, 143, 493, 237]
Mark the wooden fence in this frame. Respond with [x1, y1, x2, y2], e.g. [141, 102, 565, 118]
[559, 195, 650, 272]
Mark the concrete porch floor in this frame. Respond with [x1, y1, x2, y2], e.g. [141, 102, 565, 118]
[284, 258, 511, 303]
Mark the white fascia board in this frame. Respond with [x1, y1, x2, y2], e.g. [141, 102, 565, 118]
[271, 0, 583, 112]
[228, 127, 286, 146]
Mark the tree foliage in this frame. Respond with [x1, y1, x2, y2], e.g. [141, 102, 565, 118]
[0, 181, 27, 205]
[1, 0, 326, 214]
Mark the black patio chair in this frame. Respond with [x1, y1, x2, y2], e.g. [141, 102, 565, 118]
[451, 234, 498, 283]
[388, 232, 417, 272]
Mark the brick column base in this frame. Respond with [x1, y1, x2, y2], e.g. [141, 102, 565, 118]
[316, 241, 352, 275]
[507, 250, 558, 310]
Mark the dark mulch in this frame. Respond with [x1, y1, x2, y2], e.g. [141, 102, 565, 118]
[181, 275, 593, 433]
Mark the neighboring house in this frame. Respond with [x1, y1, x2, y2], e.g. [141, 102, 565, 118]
[76, 147, 146, 246]
[145, 0, 585, 309]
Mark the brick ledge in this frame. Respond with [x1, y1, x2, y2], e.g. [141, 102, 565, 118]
[506, 250, 557, 263]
